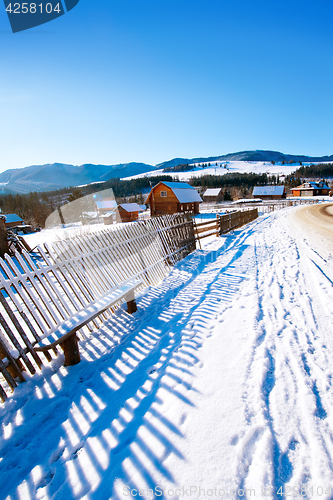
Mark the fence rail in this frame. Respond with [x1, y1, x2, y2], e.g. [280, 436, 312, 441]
[0, 214, 195, 402]
[194, 208, 258, 241]
[200, 197, 325, 214]
[0, 207, 260, 401]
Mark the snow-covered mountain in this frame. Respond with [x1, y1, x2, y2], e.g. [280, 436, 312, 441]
[1, 150, 332, 194]
[156, 149, 333, 170]
[0, 162, 157, 194]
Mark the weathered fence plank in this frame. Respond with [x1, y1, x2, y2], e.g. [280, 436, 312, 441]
[0, 214, 196, 401]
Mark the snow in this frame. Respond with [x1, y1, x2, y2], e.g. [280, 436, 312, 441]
[1, 205, 333, 499]
[170, 188, 202, 204]
[121, 160, 320, 183]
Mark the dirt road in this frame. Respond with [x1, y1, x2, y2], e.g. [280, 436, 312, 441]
[291, 202, 333, 260]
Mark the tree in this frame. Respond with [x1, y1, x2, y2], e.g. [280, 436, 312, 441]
[68, 188, 84, 202]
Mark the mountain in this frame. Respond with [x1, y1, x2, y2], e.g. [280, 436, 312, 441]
[157, 150, 333, 170]
[0, 162, 156, 194]
[1, 150, 333, 195]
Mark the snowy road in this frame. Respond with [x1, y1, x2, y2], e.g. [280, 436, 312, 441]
[292, 203, 333, 261]
[1, 206, 333, 500]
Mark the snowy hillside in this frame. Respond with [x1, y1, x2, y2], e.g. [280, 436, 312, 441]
[0, 162, 157, 194]
[1, 205, 333, 499]
[122, 160, 304, 182]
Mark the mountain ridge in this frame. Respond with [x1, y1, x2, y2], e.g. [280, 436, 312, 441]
[156, 150, 333, 169]
[0, 162, 157, 195]
[1, 150, 332, 194]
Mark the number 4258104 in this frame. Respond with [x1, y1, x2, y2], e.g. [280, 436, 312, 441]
[6, 3, 62, 14]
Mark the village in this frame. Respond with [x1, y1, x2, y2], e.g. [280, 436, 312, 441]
[1, 174, 332, 258]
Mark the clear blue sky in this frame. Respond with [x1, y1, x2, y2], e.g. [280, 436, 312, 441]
[0, 0, 333, 172]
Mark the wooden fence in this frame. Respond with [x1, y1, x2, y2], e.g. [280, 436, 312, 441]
[0, 208, 258, 401]
[0, 214, 195, 401]
[200, 197, 324, 214]
[194, 208, 258, 241]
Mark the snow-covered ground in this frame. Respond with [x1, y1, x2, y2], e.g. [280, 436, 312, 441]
[121, 161, 321, 183]
[1, 205, 333, 500]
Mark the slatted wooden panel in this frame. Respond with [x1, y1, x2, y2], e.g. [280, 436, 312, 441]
[195, 208, 258, 240]
[48, 214, 196, 281]
[0, 214, 196, 401]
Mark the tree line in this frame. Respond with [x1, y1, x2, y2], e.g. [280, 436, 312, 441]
[191, 172, 281, 188]
[5, 167, 327, 230]
[0, 175, 174, 228]
[289, 163, 333, 178]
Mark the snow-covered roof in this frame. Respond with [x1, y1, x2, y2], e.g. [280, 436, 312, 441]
[204, 188, 223, 197]
[81, 212, 98, 217]
[118, 203, 145, 213]
[171, 188, 202, 203]
[252, 186, 285, 196]
[161, 182, 194, 189]
[95, 200, 117, 210]
[147, 181, 203, 204]
[231, 198, 263, 204]
[3, 213, 23, 223]
[292, 182, 330, 190]
[100, 211, 116, 218]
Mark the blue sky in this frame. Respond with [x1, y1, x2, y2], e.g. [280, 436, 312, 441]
[0, 0, 333, 172]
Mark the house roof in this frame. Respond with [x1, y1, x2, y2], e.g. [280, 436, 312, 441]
[100, 211, 116, 218]
[3, 214, 23, 224]
[252, 186, 285, 196]
[171, 188, 202, 203]
[204, 188, 223, 197]
[95, 200, 117, 210]
[292, 182, 330, 190]
[118, 203, 145, 213]
[148, 181, 202, 203]
[161, 182, 194, 189]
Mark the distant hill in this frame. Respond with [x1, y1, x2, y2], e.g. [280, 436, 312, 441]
[157, 150, 333, 170]
[0, 162, 156, 194]
[1, 150, 333, 194]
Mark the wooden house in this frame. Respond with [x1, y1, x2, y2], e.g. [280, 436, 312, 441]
[203, 188, 224, 203]
[95, 200, 117, 214]
[3, 214, 24, 229]
[291, 182, 330, 197]
[146, 182, 202, 216]
[115, 203, 145, 223]
[252, 186, 286, 200]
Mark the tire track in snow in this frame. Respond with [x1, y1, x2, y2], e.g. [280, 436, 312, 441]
[235, 210, 333, 499]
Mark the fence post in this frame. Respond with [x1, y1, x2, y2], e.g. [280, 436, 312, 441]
[0, 218, 8, 259]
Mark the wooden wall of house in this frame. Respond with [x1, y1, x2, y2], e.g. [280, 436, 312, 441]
[0, 219, 9, 258]
[149, 184, 200, 215]
[116, 208, 139, 223]
[257, 195, 286, 200]
[203, 193, 224, 203]
[150, 185, 178, 215]
[5, 221, 22, 229]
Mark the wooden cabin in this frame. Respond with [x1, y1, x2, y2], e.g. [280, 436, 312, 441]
[291, 182, 330, 197]
[115, 203, 145, 223]
[203, 188, 224, 203]
[3, 214, 24, 229]
[95, 200, 117, 214]
[146, 182, 202, 216]
[252, 186, 286, 200]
